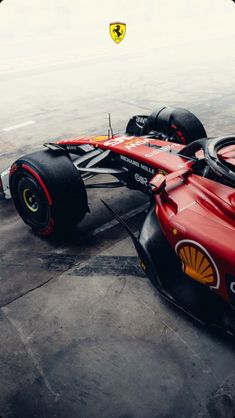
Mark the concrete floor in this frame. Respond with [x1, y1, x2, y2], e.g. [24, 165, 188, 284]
[1, 16, 235, 417]
[1, 214, 235, 418]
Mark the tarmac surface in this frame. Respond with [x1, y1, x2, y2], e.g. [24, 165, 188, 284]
[1, 16, 235, 418]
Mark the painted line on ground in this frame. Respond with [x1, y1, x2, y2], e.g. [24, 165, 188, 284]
[3, 120, 35, 132]
[91, 202, 149, 237]
[0, 48, 145, 79]
[0, 52, 129, 77]
[0, 59, 84, 76]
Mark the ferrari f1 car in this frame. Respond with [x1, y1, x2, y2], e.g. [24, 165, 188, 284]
[1, 106, 235, 333]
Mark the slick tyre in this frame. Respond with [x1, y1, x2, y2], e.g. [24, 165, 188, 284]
[141, 106, 207, 144]
[10, 149, 88, 236]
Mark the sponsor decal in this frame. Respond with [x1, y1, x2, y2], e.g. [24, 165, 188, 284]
[124, 138, 140, 146]
[120, 155, 155, 175]
[144, 145, 171, 158]
[135, 116, 148, 129]
[104, 136, 155, 150]
[90, 135, 108, 142]
[136, 116, 147, 124]
[120, 155, 139, 167]
[109, 22, 126, 44]
[225, 274, 235, 307]
[175, 240, 220, 289]
[104, 135, 132, 147]
[134, 173, 148, 186]
[125, 137, 154, 150]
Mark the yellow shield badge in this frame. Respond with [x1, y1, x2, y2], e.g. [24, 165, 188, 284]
[109, 22, 126, 44]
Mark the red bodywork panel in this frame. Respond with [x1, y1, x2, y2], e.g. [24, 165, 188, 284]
[58, 135, 235, 305]
[58, 135, 187, 174]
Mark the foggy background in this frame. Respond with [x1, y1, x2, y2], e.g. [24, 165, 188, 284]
[1, 4, 235, 417]
[0, 0, 235, 69]
[0, 0, 235, 164]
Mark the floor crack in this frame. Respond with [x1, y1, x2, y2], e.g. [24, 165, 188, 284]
[2, 311, 60, 400]
[0, 276, 56, 309]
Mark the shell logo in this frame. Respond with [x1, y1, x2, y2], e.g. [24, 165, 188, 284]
[91, 136, 108, 142]
[175, 240, 220, 289]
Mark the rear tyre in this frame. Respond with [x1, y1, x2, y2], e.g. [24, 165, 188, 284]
[10, 149, 88, 236]
[141, 106, 207, 144]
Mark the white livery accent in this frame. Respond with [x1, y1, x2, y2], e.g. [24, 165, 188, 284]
[0, 168, 11, 199]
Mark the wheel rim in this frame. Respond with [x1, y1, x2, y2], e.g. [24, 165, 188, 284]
[22, 188, 39, 213]
[16, 174, 50, 229]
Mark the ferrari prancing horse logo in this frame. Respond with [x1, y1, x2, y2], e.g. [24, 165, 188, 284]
[109, 22, 126, 44]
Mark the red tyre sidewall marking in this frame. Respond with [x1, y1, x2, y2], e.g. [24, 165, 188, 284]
[38, 218, 55, 236]
[22, 164, 53, 206]
[171, 124, 186, 145]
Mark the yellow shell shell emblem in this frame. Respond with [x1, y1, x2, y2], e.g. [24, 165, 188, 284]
[110, 22, 126, 44]
[175, 240, 219, 289]
[91, 136, 108, 142]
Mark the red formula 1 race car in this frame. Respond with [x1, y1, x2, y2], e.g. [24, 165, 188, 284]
[1, 106, 235, 333]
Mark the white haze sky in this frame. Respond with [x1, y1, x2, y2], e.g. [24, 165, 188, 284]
[0, 1, 235, 52]
[0, 0, 235, 105]
[0, 0, 235, 141]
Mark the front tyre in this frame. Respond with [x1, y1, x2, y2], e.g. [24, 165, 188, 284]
[10, 149, 88, 236]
